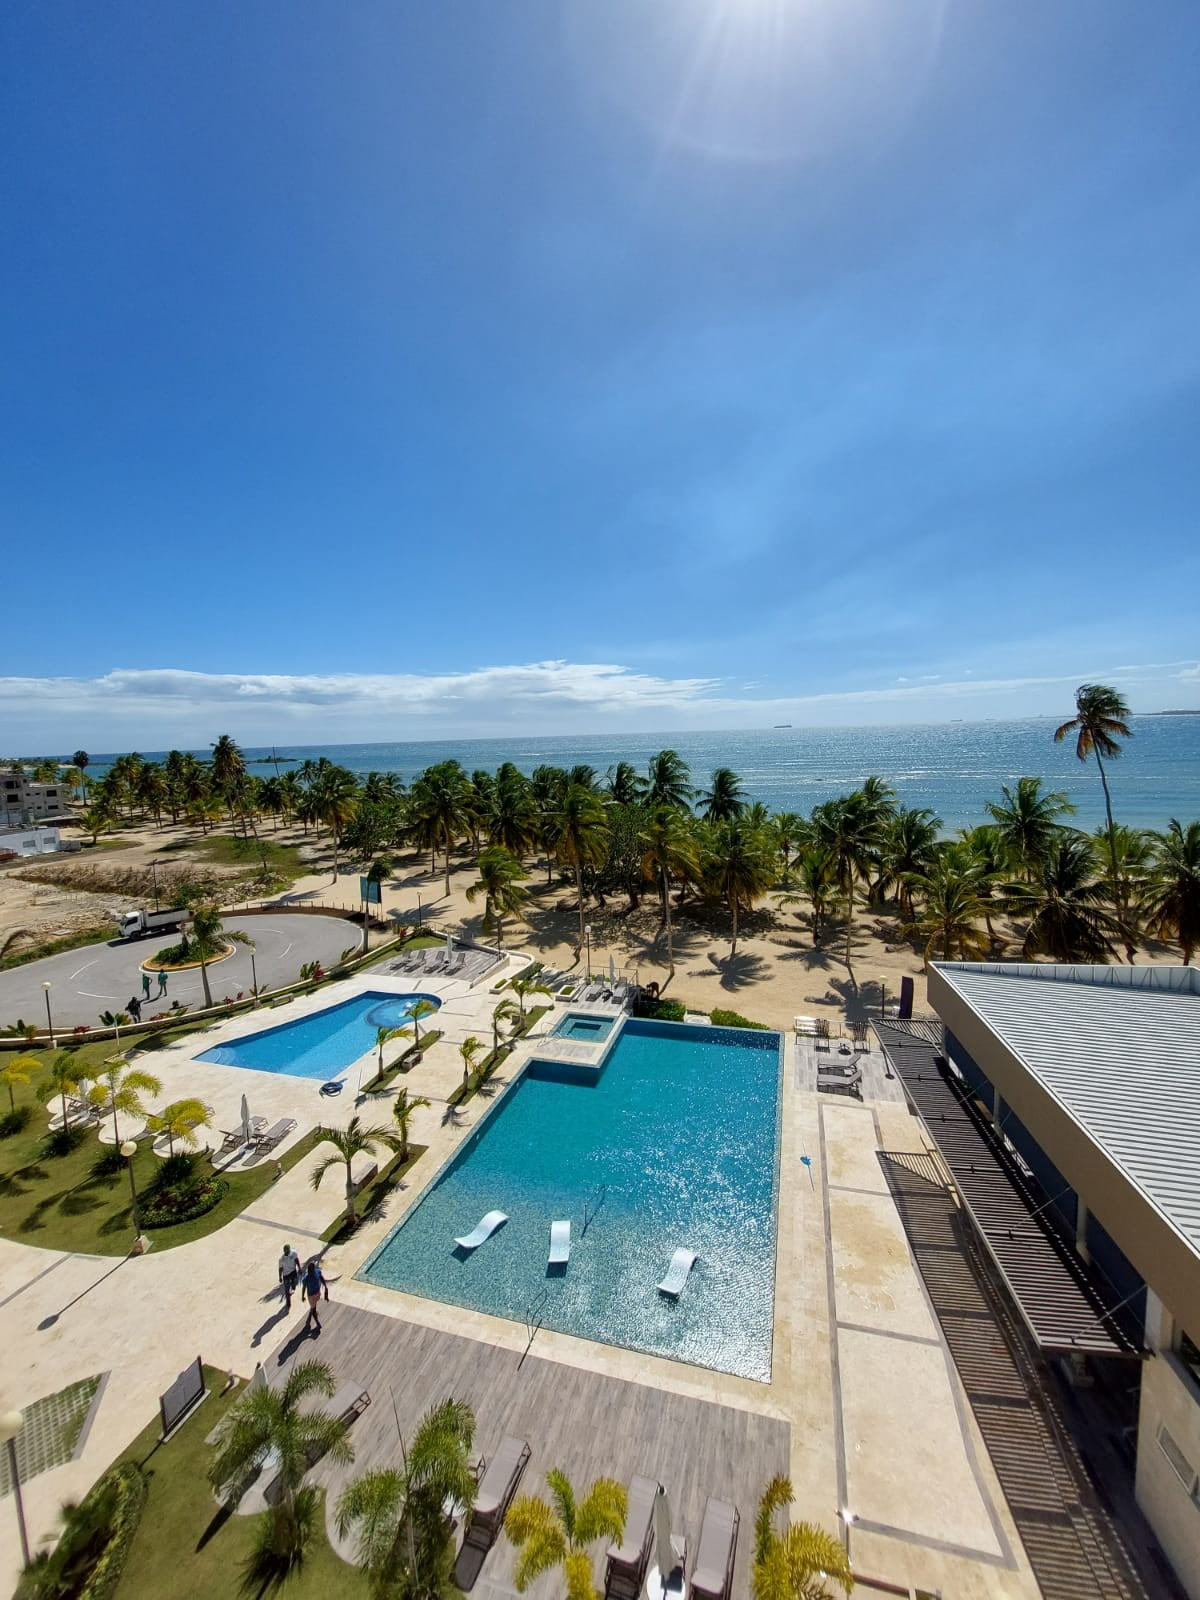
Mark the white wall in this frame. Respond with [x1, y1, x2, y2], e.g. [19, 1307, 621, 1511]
[1137, 1347, 1200, 1599]
[0, 826, 60, 857]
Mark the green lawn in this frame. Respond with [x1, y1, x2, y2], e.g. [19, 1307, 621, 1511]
[182, 833, 307, 886]
[114, 1366, 369, 1600]
[0, 1049, 322, 1255]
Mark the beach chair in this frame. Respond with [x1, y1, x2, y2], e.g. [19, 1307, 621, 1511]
[604, 1475, 660, 1599]
[253, 1117, 297, 1153]
[815, 1018, 831, 1052]
[463, 1435, 530, 1549]
[454, 1210, 508, 1250]
[690, 1497, 740, 1600]
[657, 1248, 698, 1298]
[548, 1219, 570, 1266]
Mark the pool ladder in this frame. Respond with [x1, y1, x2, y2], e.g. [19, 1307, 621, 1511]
[582, 1183, 606, 1235]
[519, 1290, 549, 1370]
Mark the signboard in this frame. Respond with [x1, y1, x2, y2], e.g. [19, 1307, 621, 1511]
[159, 1355, 207, 1439]
[359, 877, 382, 905]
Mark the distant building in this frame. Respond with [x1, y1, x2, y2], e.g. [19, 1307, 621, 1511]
[0, 825, 61, 859]
[919, 962, 1200, 1600]
[0, 767, 72, 827]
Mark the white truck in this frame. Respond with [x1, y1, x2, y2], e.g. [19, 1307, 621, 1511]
[116, 907, 190, 942]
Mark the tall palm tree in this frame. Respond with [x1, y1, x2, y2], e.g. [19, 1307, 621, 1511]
[876, 807, 941, 917]
[488, 770, 538, 858]
[605, 761, 646, 807]
[985, 777, 1075, 878]
[550, 784, 611, 956]
[752, 1475, 853, 1600]
[458, 1036, 483, 1090]
[509, 972, 551, 1020]
[467, 846, 531, 945]
[904, 862, 992, 965]
[145, 1097, 213, 1155]
[391, 1088, 431, 1163]
[698, 767, 746, 822]
[1004, 833, 1123, 961]
[335, 1398, 476, 1600]
[639, 805, 699, 979]
[185, 903, 246, 1010]
[1094, 823, 1153, 962]
[87, 1059, 163, 1145]
[792, 845, 839, 946]
[411, 762, 473, 896]
[645, 749, 693, 811]
[1144, 819, 1200, 964]
[71, 750, 90, 800]
[310, 1116, 404, 1225]
[374, 1025, 407, 1077]
[1, 1053, 40, 1115]
[492, 997, 520, 1055]
[704, 816, 774, 958]
[1055, 683, 1133, 913]
[505, 1469, 627, 1600]
[210, 1359, 354, 1569]
[395, 998, 439, 1052]
[37, 1049, 84, 1129]
[770, 812, 808, 884]
[314, 766, 361, 884]
[812, 791, 879, 985]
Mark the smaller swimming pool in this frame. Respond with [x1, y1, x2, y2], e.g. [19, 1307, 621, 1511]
[553, 1011, 617, 1043]
[198, 990, 441, 1079]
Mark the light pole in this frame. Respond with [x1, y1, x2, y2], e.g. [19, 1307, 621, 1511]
[120, 1139, 140, 1236]
[250, 950, 260, 1007]
[0, 1409, 29, 1568]
[42, 981, 54, 1047]
[150, 859, 161, 913]
[879, 979, 887, 1020]
[584, 923, 593, 980]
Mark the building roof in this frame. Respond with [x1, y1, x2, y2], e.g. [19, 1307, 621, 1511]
[931, 963, 1200, 1260]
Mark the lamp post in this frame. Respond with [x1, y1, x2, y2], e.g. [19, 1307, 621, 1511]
[0, 1409, 30, 1568]
[879, 978, 887, 1020]
[150, 859, 161, 913]
[584, 923, 593, 981]
[250, 950, 260, 1007]
[120, 1139, 141, 1236]
[42, 981, 54, 1047]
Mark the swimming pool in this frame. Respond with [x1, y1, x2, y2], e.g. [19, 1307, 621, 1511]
[361, 1018, 782, 1380]
[552, 1011, 617, 1043]
[198, 990, 441, 1078]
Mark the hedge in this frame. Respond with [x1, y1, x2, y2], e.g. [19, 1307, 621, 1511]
[16, 1460, 147, 1600]
[140, 1175, 230, 1229]
[709, 1007, 772, 1031]
[636, 998, 687, 1023]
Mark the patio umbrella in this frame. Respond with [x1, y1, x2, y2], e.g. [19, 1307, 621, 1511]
[240, 1093, 251, 1145]
[445, 932, 454, 951]
[609, 954, 616, 983]
[653, 1488, 683, 1596]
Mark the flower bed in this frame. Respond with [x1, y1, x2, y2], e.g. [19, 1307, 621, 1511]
[139, 1174, 230, 1229]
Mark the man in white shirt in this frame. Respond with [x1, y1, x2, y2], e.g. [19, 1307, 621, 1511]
[278, 1243, 302, 1310]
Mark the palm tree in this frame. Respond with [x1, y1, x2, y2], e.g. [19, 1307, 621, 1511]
[81, 800, 117, 845]
[1144, 819, 1200, 963]
[904, 862, 993, 965]
[1004, 833, 1123, 961]
[72, 751, 90, 800]
[310, 1117, 403, 1225]
[704, 816, 774, 958]
[210, 1359, 354, 1570]
[411, 762, 473, 896]
[87, 1059, 163, 1145]
[335, 1398, 476, 1600]
[374, 1025, 407, 1077]
[876, 807, 941, 917]
[985, 777, 1075, 877]
[812, 791, 880, 986]
[315, 766, 361, 884]
[185, 903, 242, 1010]
[145, 1097, 213, 1156]
[1, 1052, 40, 1115]
[505, 1469, 627, 1600]
[492, 997, 520, 1055]
[488, 769, 538, 859]
[395, 998, 439, 1053]
[752, 1475, 853, 1600]
[645, 749, 693, 811]
[639, 805, 699, 979]
[770, 812, 808, 884]
[391, 1088, 431, 1163]
[698, 767, 746, 822]
[37, 1049, 84, 1129]
[550, 784, 611, 956]
[605, 761, 646, 807]
[790, 845, 838, 946]
[1055, 683, 1133, 912]
[1094, 823, 1153, 962]
[458, 1036, 482, 1090]
[467, 846, 531, 945]
[509, 972, 551, 1020]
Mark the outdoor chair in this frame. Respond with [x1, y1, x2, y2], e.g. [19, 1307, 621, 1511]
[690, 1497, 740, 1600]
[604, 1475, 660, 1599]
[253, 1117, 297, 1152]
[463, 1435, 530, 1549]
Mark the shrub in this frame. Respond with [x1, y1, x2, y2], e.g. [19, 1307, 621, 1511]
[42, 1125, 87, 1158]
[139, 1175, 228, 1228]
[153, 1151, 197, 1189]
[0, 1105, 33, 1137]
[637, 998, 686, 1023]
[16, 1460, 146, 1600]
[709, 1008, 771, 1031]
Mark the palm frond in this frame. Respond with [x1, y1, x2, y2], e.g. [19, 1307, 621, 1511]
[754, 1474, 794, 1565]
[574, 1477, 626, 1547]
[546, 1467, 577, 1539]
[505, 1496, 566, 1592]
[564, 1547, 599, 1600]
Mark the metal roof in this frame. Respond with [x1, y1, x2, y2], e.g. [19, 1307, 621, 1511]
[876, 1021, 1141, 1357]
[932, 963, 1200, 1258]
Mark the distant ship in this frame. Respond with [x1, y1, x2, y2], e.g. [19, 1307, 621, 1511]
[773, 724, 792, 729]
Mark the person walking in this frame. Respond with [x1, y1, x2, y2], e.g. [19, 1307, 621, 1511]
[302, 1257, 328, 1331]
[141, 971, 151, 1002]
[157, 969, 168, 998]
[278, 1243, 302, 1311]
[127, 996, 142, 1023]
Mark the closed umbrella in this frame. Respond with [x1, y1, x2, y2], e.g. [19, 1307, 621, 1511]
[651, 1488, 684, 1597]
[240, 1093, 251, 1145]
[609, 954, 616, 984]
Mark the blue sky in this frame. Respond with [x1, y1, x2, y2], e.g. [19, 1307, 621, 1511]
[3, 0, 1198, 749]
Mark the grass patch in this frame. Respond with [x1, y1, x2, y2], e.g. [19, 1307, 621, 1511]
[0, 1058, 323, 1255]
[113, 1366, 369, 1600]
[320, 1144, 428, 1244]
[182, 833, 307, 888]
[0, 923, 116, 974]
[709, 1007, 772, 1031]
[360, 1029, 441, 1093]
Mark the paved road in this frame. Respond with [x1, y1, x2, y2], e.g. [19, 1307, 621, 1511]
[0, 913, 357, 1030]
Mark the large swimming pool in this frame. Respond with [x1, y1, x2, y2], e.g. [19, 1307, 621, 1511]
[198, 990, 441, 1078]
[360, 1018, 782, 1380]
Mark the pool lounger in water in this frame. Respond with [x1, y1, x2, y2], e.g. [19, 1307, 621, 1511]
[548, 1219, 570, 1265]
[657, 1248, 698, 1297]
[455, 1210, 508, 1250]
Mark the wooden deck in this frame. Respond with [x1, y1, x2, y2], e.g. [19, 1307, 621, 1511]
[792, 1034, 908, 1104]
[268, 1301, 789, 1598]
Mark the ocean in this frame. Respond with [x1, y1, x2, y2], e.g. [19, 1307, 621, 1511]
[84, 716, 1200, 834]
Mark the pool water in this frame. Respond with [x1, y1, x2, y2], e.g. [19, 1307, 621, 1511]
[553, 1012, 616, 1043]
[198, 990, 441, 1079]
[361, 1018, 782, 1380]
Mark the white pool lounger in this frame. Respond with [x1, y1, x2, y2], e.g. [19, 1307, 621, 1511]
[657, 1248, 698, 1297]
[549, 1219, 570, 1265]
[454, 1210, 508, 1250]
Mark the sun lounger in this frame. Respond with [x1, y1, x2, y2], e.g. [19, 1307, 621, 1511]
[299, 1380, 371, 1427]
[464, 1435, 530, 1548]
[454, 1210, 508, 1250]
[549, 1219, 570, 1266]
[657, 1248, 698, 1297]
[604, 1475, 660, 1597]
[253, 1117, 296, 1152]
[690, 1497, 740, 1600]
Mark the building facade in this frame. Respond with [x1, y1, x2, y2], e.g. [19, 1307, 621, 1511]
[0, 768, 72, 828]
[0, 826, 61, 860]
[924, 961, 1200, 1599]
